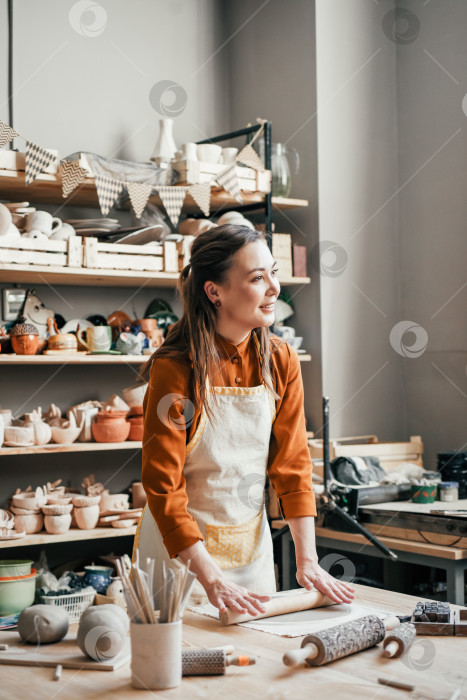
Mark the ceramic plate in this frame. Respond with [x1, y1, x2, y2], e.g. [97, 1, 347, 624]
[61, 319, 93, 334]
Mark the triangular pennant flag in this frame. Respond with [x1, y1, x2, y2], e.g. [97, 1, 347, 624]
[25, 141, 57, 186]
[126, 182, 153, 219]
[94, 174, 123, 216]
[157, 186, 187, 227]
[61, 160, 88, 198]
[216, 164, 243, 203]
[236, 143, 264, 171]
[188, 182, 211, 217]
[0, 121, 19, 148]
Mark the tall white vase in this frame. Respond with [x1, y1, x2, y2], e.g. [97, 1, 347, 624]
[151, 118, 177, 164]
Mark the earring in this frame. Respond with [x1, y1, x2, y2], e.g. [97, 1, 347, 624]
[215, 300, 221, 308]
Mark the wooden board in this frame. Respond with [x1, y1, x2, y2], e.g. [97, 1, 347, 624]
[0, 441, 142, 456]
[364, 523, 467, 549]
[0, 634, 130, 671]
[0, 525, 136, 549]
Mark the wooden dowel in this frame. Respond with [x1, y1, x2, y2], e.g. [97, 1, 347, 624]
[283, 643, 319, 667]
[383, 641, 400, 658]
[378, 678, 415, 692]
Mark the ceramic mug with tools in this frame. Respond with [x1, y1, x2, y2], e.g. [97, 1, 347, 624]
[77, 326, 112, 352]
[26, 211, 62, 238]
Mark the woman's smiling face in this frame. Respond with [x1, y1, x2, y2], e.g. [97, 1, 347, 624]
[205, 240, 281, 337]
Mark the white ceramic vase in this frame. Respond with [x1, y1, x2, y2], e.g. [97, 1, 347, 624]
[150, 118, 177, 164]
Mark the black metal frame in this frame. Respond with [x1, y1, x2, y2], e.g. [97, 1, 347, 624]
[196, 122, 273, 247]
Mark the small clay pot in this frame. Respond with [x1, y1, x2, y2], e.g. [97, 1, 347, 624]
[130, 482, 147, 509]
[13, 512, 43, 534]
[10, 318, 39, 356]
[71, 495, 101, 508]
[92, 411, 130, 443]
[4, 425, 34, 447]
[137, 318, 157, 332]
[12, 492, 47, 510]
[46, 495, 72, 506]
[74, 504, 100, 530]
[127, 414, 143, 441]
[41, 504, 73, 516]
[99, 492, 129, 513]
[43, 513, 72, 534]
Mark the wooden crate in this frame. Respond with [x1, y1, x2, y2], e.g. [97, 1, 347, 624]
[83, 238, 165, 272]
[0, 236, 82, 268]
[173, 159, 271, 193]
[272, 233, 293, 278]
[0, 150, 59, 174]
[308, 435, 424, 479]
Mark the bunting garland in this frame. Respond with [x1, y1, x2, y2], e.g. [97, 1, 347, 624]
[61, 160, 88, 198]
[25, 141, 57, 186]
[126, 182, 153, 219]
[188, 182, 211, 217]
[0, 121, 19, 148]
[0, 117, 269, 223]
[157, 186, 187, 227]
[94, 175, 123, 216]
[216, 164, 243, 203]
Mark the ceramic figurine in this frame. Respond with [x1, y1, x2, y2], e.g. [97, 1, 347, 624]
[21, 289, 55, 340]
[46, 317, 78, 353]
[68, 400, 102, 442]
[116, 331, 146, 355]
[77, 604, 129, 661]
[18, 605, 69, 644]
[81, 474, 105, 498]
[19, 408, 52, 445]
[49, 410, 84, 444]
[99, 491, 129, 513]
[10, 317, 39, 355]
[102, 394, 130, 412]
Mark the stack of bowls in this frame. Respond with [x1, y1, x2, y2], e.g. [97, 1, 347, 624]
[0, 560, 37, 617]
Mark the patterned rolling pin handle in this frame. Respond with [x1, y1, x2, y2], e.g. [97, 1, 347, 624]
[383, 623, 416, 658]
[283, 615, 388, 668]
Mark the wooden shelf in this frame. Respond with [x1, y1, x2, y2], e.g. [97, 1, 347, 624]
[0, 441, 142, 456]
[0, 526, 137, 549]
[0, 352, 311, 365]
[0, 263, 310, 288]
[0, 170, 308, 212]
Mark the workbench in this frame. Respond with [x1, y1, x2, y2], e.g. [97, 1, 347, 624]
[0, 585, 465, 699]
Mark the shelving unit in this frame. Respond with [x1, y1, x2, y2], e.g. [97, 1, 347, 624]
[0, 526, 137, 549]
[0, 353, 311, 365]
[0, 441, 142, 456]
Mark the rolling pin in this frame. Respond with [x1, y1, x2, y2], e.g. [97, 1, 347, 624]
[283, 614, 400, 667]
[219, 589, 335, 625]
[382, 623, 416, 658]
[182, 649, 255, 675]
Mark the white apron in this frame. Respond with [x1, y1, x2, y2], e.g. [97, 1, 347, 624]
[134, 344, 277, 606]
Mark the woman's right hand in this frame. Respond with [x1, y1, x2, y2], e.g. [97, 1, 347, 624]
[203, 575, 270, 615]
[177, 540, 269, 615]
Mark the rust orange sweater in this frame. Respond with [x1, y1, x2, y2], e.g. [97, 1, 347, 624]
[141, 331, 316, 557]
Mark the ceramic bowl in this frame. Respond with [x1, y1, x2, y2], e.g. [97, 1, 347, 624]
[46, 495, 72, 506]
[12, 513, 43, 534]
[12, 493, 47, 510]
[42, 504, 73, 516]
[122, 383, 148, 407]
[74, 505, 100, 530]
[43, 513, 72, 534]
[72, 495, 101, 508]
[0, 560, 32, 577]
[51, 425, 82, 444]
[10, 505, 41, 516]
[83, 566, 113, 594]
[4, 425, 34, 447]
[0, 570, 37, 616]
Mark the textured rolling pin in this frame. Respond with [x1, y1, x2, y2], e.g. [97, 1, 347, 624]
[182, 649, 255, 675]
[382, 623, 416, 658]
[283, 615, 400, 668]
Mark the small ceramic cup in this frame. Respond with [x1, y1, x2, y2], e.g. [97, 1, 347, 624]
[77, 326, 112, 352]
[83, 565, 113, 594]
[25, 211, 62, 237]
[196, 144, 222, 163]
[131, 620, 182, 690]
[222, 147, 238, 164]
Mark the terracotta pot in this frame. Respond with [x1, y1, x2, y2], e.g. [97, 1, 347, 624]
[11, 334, 39, 355]
[14, 512, 43, 534]
[43, 513, 72, 534]
[92, 410, 130, 443]
[127, 415, 143, 441]
[74, 504, 100, 530]
[137, 318, 157, 332]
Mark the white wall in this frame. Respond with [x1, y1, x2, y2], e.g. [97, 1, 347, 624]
[397, 0, 467, 466]
[315, 0, 404, 443]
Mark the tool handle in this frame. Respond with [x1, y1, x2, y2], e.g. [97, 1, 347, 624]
[226, 656, 256, 666]
[383, 615, 401, 631]
[283, 643, 319, 667]
[383, 641, 400, 658]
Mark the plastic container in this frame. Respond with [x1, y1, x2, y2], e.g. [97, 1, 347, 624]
[38, 589, 96, 623]
[0, 560, 32, 577]
[438, 481, 459, 502]
[411, 484, 437, 503]
[0, 569, 37, 616]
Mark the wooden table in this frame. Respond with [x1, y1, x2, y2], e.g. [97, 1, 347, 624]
[0, 585, 465, 699]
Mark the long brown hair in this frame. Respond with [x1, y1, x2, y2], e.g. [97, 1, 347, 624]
[141, 224, 279, 417]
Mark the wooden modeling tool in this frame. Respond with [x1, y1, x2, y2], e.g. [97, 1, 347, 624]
[283, 614, 400, 668]
[383, 623, 416, 658]
[378, 678, 415, 692]
[182, 648, 256, 676]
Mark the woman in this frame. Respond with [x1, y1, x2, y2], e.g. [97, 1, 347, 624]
[134, 224, 354, 615]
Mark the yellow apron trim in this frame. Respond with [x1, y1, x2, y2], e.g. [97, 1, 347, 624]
[186, 408, 207, 455]
[205, 510, 263, 569]
[132, 504, 146, 564]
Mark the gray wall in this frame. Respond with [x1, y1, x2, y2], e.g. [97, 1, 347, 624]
[397, 0, 467, 466]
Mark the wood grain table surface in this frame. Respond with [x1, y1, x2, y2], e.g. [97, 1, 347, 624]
[0, 584, 465, 700]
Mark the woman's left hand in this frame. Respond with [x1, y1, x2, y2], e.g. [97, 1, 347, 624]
[296, 559, 355, 604]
